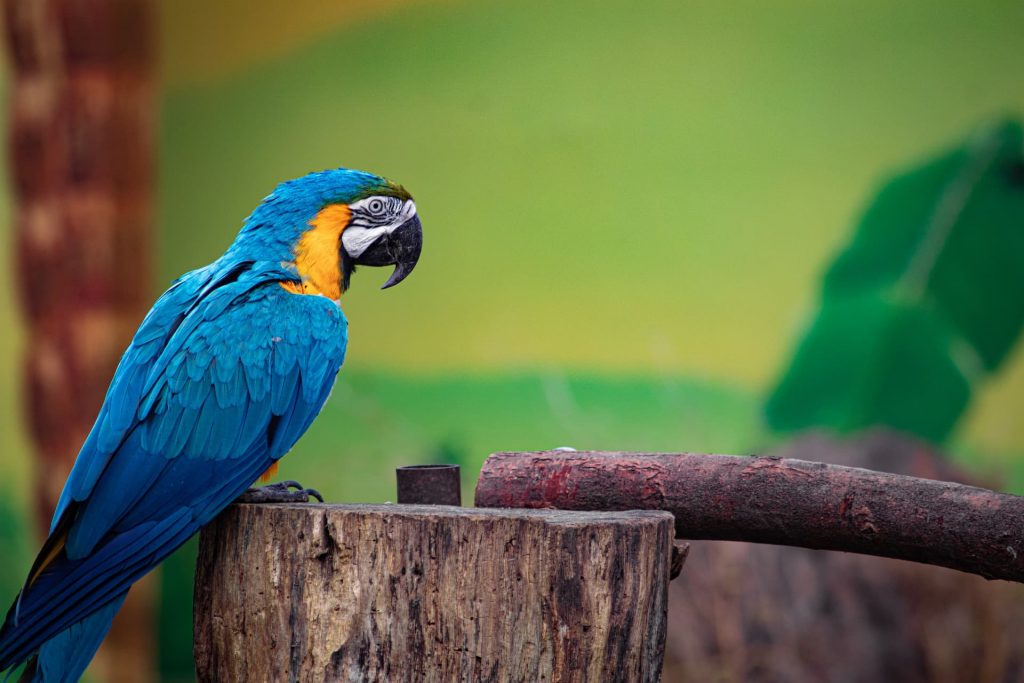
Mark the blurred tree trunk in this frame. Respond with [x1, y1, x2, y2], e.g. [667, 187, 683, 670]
[3, 1, 156, 682]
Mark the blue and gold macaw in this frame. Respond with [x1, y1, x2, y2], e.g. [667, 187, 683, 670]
[0, 168, 422, 682]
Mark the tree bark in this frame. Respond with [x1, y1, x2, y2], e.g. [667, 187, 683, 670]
[194, 503, 673, 683]
[475, 450, 1024, 583]
[3, 1, 156, 680]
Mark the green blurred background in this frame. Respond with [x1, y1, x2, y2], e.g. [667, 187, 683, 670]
[2, 0, 1023, 679]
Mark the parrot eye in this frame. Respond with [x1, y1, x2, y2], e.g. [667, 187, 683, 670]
[348, 195, 414, 232]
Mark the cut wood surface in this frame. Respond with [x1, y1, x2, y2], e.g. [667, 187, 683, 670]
[194, 503, 673, 683]
[475, 450, 1024, 582]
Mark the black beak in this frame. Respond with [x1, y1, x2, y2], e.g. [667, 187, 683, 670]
[353, 214, 423, 289]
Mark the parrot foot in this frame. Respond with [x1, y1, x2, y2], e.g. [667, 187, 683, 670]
[237, 480, 324, 504]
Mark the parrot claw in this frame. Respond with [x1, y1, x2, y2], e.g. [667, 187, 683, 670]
[278, 480, 325, 503]
[237, 480, 324, 504]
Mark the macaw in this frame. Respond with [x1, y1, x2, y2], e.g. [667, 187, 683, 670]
[0, 168, 423, 682]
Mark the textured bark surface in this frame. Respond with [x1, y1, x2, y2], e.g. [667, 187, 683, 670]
[195, 503, 673, 683]
[475, 447, 1024, 582]
[3, 1, 156, 681]
[662, 431, 1024, 683]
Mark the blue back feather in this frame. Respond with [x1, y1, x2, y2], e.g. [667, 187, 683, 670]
[0, 168, 377, 677]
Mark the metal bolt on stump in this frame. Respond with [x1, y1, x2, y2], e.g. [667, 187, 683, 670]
[194, 486, 673, 681]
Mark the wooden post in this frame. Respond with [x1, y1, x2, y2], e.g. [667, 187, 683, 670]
[194, 503, 673, 682]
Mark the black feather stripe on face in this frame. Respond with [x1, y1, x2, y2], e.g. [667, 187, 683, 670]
[349, 197, 407, 229]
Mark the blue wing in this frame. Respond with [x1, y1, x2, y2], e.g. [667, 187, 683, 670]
[0, 260, 347, 668]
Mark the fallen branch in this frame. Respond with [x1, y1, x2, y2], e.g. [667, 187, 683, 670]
[474, 451, 1024, 583]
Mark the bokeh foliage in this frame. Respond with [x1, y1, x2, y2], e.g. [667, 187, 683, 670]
[767, 122, 1024, 441]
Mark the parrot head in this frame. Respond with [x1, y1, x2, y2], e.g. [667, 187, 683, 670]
[235, 168, 423, 298]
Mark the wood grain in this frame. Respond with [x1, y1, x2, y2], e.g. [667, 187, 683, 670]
[195, 503, 673, 682]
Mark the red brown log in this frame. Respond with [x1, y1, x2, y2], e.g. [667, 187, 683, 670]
[474, 451, 1024, 583]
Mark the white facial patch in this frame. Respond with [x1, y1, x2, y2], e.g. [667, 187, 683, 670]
[342, 198, 418, 258]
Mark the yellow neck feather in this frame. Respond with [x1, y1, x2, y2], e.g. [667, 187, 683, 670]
[281, 203, 351, 300]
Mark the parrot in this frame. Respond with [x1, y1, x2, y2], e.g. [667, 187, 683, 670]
[0, 168, 423, 682]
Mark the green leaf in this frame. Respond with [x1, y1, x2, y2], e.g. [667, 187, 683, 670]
[767, 120, 1024, 442]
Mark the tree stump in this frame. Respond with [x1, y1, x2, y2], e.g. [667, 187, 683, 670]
[194, 503, 674, 682]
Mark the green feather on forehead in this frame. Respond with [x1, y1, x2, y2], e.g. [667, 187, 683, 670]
[353, 178, 413, 202]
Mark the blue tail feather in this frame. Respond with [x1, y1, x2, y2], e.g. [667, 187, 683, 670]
[30, 594, 126, 683]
